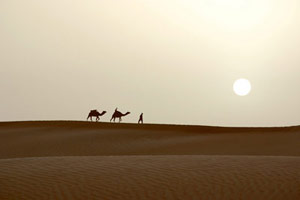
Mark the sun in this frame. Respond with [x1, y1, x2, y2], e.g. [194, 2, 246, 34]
[233, 79, 251, 96]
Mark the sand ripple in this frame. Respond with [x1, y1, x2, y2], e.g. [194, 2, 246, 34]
[0, 155, 299, 200]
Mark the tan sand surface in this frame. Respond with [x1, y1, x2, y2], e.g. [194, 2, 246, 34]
[0, 121, 299, 199]
[0, 121, 299, 158]
[0, 156, 299, 200]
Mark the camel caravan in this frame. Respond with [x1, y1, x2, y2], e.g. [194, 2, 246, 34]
[87, 108, 142, 123]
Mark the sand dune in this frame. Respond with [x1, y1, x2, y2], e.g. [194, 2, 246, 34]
[0, 156, 299, 200]
[0, 121, 299, 199]
[0, 121, 299, 158]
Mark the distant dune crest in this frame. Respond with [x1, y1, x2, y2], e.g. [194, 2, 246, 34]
[0, 121, 299, 199]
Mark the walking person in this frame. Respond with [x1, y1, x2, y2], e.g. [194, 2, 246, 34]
[138, 113, 143, 124]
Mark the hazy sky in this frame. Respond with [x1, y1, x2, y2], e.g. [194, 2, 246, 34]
[0, 0, 299, 126]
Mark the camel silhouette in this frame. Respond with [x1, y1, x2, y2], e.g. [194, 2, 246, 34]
[87, 110, 106, 122]
[110, 108, 130, 123]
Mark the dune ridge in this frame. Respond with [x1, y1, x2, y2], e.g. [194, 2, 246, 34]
[0, 121, 299, 199]
[0, 121, 299, 159]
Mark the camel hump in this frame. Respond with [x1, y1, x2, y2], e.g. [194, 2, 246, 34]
[90, 109, 98, 113]
[115, 111, 121, 115]
[89, 110, 100, 115]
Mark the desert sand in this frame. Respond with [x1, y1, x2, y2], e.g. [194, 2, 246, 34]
[0, 121, 299, 199]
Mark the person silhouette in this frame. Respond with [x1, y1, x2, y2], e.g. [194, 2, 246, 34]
[138, 113, 143, 124]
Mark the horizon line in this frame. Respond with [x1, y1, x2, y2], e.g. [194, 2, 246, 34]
[0, 120, 299, 129]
